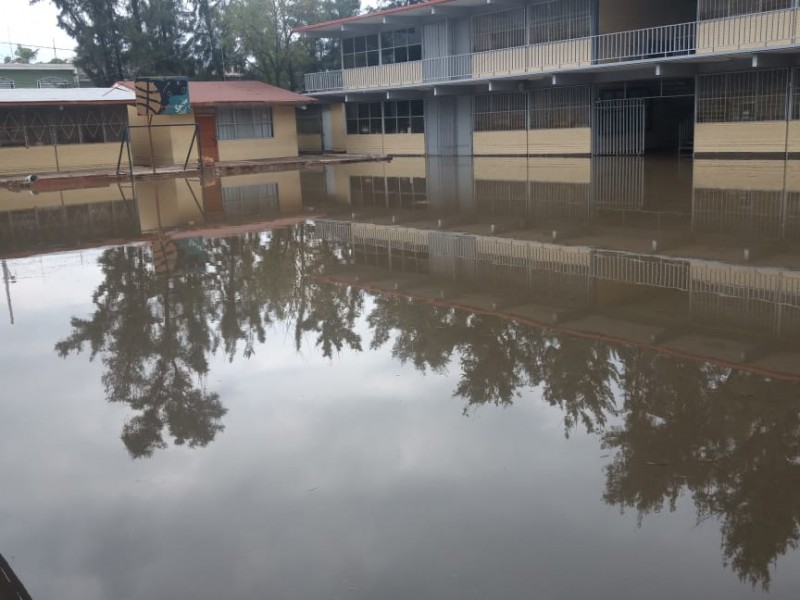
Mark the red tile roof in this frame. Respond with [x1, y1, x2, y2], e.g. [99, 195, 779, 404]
[118, 80, 316, 106]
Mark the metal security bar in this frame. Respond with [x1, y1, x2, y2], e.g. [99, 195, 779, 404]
[474, 93, 528, 131]
[304, 70, 344, 93]
[593, 99, 646, 156]
[696, 69, 789, 122]
[530, 86, 591, 129]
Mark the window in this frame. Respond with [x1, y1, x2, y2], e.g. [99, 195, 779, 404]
[383, 100, 424, 134]
[0, 105, 125, 147]
[346, 102, 383, 134]
[529, 0, 592, 45]
[697, 69, 788, 123]
[698, 0, 792, 19]
[343, 34, 380, 69]
[472, 7, 527, 53]
[474, 93, 528, 131]
[296, 109, 322, 134]
[530, 86, 591, 129]
[37, 76, 72, 89]
[380, 28, 422, 64]
[216, 107, 274, 140]
[0, 77, 14, 89]
[346, 101, 425, 135]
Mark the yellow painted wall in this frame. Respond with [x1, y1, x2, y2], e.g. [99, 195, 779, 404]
[217, 106, 299, 161]
[343, 61, 423, 90]
[695, 121, 789, 154]
[473, 131, 528, 155]
[127, 107, 196, 167]
[530, 158, 592, 184]
[528, 128, 591, 155]
[697, 9, 799, 54]
[329, 104, 347, 152]
[344, 133, 424, 155]
[345, 134, 384, 154]
[298, 133, 323, 153]
[529, 39, 592, 71]
[0, 142, 121, 176]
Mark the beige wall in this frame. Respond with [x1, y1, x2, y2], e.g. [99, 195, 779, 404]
[695, 121, 789, 154]
[127, 107, 196, 167]
[0, 142, 122, 176]
[474, 131, 528, 155]
[217, 106, 299, 161]
[528, 128, 591, 155]
[697, 9, 799, 54]
[342, 61, 423, 90]
[344, 133, 424, 155]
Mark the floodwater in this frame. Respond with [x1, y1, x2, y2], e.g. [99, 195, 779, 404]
[1, 156, 800, 599]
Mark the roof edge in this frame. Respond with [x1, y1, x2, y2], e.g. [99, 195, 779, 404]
[293, 0, 456, 34]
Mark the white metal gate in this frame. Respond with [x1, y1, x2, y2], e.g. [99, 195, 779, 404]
[593, 99, 646, 156]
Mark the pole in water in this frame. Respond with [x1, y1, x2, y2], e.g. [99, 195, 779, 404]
[2, 260, 13, 326]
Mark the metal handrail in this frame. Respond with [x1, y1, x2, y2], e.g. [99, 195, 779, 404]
[303, 8, 800, 92]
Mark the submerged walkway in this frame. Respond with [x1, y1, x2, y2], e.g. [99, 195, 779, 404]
[0, 153, 390, 193]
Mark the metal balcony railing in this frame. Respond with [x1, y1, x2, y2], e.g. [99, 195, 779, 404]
[303, 8, 800, 93]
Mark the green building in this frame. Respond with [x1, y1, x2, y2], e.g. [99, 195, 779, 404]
[0, 63, 79, 89]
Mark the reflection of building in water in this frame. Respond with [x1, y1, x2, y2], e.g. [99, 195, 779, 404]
[0, 185, 139, 254]
[693, 160, 800, 241]
[0, 552, 33, 600]
[315, 214, 800, 377]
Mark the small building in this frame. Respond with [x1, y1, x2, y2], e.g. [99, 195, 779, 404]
[0, 86, 136, 176]
[0, 62, 80, 89]
[118, 80, 316, 167]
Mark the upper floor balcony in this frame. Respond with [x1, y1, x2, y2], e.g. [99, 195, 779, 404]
[304, 6, 800, 94]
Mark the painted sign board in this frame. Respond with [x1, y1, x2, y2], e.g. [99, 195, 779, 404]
[135, 77, 191, 116]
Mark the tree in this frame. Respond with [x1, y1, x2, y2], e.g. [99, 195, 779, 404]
[11, 45, 38, 64]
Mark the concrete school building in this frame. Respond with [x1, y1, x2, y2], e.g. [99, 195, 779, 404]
[118, 80, 316, 167]
[298, 0, 800, 158]
[0, 86, 135, 176]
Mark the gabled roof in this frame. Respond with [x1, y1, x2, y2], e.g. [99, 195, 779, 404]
[0, 86, 134, 106]
[118, 80, 315, 106]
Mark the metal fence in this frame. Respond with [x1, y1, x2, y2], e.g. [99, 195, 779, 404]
[592, 250, 691, 290]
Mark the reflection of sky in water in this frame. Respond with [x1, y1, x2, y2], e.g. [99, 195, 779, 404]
[1, 243, 800, 600]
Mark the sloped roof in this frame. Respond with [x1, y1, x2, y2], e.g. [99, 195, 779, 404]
[294, 0, 465, 34]
[118, 80, 315, 106]
[0, 86, 134, 106]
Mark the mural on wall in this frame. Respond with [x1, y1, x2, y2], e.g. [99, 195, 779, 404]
[135, 77, 191, 116]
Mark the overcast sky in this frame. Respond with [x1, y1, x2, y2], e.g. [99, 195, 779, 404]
[4, 0, 76, 61]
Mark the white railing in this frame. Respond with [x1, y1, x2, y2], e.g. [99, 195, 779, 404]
[595, 22, 697, 64]
[304, 70, 343, 93]
[303, 8, 800, 93]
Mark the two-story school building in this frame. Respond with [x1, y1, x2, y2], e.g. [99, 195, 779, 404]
[297, 0, 800, 158]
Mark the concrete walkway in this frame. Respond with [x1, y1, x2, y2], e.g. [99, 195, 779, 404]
[1, 153, 390, 192]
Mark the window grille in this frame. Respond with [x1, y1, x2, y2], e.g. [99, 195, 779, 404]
[37, 76, 72, 88]
[474, 93, 528, 131]
[530, 86, 591, 129]
[383, 100, 425, 134]
[529, 0, 592, 44]
[696, 69, 788, 123]
[346, 102, 383, 135]
[380, 28, 422, 64]
[343, 34, 380, 69]
[0, 105, 125, 147]
[216, 107, 274, 140]
[698, 0, 792, 20]
[222, 183, 279, 216]
[296, 110, 322, 134]
[0, 77, 14, 89]
[471, 7, 527, 53]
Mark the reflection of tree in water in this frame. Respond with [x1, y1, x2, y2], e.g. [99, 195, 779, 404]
[56, 226, 362, 458]
[603, 349, 800, 590]
[55, 227, 800, 587]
